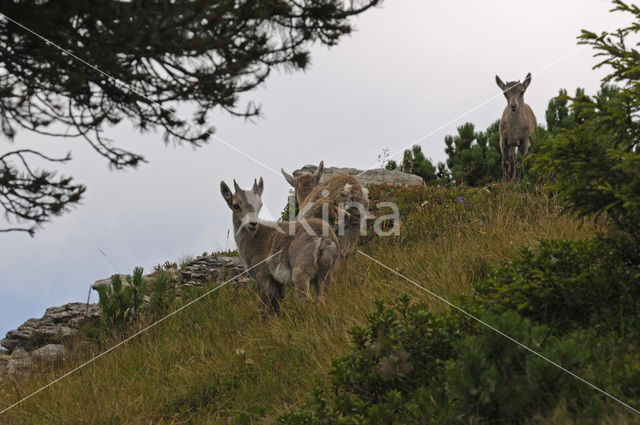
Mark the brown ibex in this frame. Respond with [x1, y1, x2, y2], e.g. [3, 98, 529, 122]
[281, 161, 369, 258]
[220, 178, 339, 313]
[495, 72, 537, 182]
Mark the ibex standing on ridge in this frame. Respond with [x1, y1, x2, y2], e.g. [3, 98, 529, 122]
[281, 161, 369, 259]
[220, 178, 339, 313]
[495, 72, 537, 182]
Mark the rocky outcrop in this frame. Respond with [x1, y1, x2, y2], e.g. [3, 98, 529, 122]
[293, 164, 424, 187]
[90, 255, 248, 293]
[31, 344, 64, 360]
[0, 345, 64, 381]
[1, 348, 31, 378]
[0, 303, 99, 353]
[1, 255, 249, 380]
[179, 255, 249, 289]
[91, 274, 132, 291]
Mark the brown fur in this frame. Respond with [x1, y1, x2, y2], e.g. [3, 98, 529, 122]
[281, 162, 322, 207]
[496, 73, 537, 182]
[282, 161, 369, 258]
[221, 178, 339, 314]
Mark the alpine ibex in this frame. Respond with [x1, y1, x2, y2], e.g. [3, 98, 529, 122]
[495, 72, 537, 182]
[220, 178, 339, 313]
[281, 161, 369, 258]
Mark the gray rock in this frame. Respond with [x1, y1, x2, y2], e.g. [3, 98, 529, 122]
[179, 255, 249, 290]
[293, 164, 424, 187]
[31, 344, 64, 361]
[1, 303, 99, 353]
[92, 274, 132, 291]
[0, 256, 251, 379]
[5, 348, 31, 376]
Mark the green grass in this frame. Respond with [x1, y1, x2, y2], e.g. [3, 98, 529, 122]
[0, 184, 597, 425]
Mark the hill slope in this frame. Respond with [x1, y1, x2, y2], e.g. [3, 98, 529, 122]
[0, 184, 596, 424]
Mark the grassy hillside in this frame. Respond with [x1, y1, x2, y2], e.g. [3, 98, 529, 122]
[0, 184, 598, 425]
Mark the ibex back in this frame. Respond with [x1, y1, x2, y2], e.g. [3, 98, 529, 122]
[282, 161, 370, 259]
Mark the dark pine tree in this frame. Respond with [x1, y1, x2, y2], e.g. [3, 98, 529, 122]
[0, 0, 380, 234]
[444, 121, 501, 186]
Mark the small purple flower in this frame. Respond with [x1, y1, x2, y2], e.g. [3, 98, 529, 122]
[457, 196, 463, 202]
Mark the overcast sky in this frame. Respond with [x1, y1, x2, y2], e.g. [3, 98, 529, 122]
[0, 1, 625, 339]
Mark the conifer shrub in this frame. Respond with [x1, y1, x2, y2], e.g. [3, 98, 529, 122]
[281, 234, 640, 424]
[531, 1, 640, 243]
[448, 311, 593, 424]
[279, 296, 470, 424]
[473, 237, 640, 333]
[96, 267, 146, 333]
[147, 271, 177, 318]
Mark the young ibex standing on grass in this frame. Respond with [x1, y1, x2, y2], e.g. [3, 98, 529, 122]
[220, 178, 339, 313]
[281, 161, 369, 259]
[495, 72, 537, 182]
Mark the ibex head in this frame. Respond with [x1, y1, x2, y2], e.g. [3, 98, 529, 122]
[281, 160, 324, 206]
[496, 72, 532, 114]
[220, 177, 264, 232]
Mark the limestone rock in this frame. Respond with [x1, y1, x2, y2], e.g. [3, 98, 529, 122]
[293, 164, 424, 187]
[0, 303, 99, 353]
[91, 274, 130, 291]
[179, 254, 249, 290]
[31, 344, 64, 361]
[5, 348, 31, 376]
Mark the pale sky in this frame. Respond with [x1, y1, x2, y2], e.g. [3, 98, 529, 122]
[0, 1, 624, 339]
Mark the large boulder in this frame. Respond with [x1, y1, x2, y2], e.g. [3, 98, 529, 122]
[0, 344, 67, 382]
[293, 164, 424, 187]
[0, 303, 99, 353]
[31, 344, 64, 361]
[179, 254, 249, 290]
[91, 274, 131, 291]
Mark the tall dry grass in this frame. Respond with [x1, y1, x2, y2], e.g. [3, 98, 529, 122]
[0, 185, 597, 425]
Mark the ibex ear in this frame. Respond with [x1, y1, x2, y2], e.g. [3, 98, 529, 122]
[495, 75, 506, 91]
[522, 72, 532, 91]
[220, 181, 234, 209]
[253, 177, 264, 196]
[312, 161, 324, 186]
[233, 179, 242, 193]
[281, 169, 297, 188]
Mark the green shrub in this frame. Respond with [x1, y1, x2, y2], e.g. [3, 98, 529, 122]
[96, 266, 146, 332]
[147, 271, 177, 317]
[474, 237, 640, 333]
[448, 311, 593, 424]
[282, 231, 640, 423]
[279, 297, 469, 424]
[531, 2, 640, 242]
[387, 144, 449, 186]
